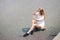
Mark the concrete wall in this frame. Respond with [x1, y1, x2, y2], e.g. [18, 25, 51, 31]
[0, 0, 60, 36]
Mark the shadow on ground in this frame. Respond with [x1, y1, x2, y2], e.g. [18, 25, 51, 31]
[22, 27, 43, 33]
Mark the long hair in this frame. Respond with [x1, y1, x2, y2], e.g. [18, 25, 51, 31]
[37, 8, 45, 15]
[39, 8, 46, 20]
[40, 9, 45, 15]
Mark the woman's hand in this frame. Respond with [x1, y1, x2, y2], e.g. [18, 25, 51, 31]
[33, 18, 39, 21]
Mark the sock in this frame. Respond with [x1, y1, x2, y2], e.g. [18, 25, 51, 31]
[27, 32, 30, 34]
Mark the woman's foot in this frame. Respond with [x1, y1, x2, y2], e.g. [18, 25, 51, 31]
[41, 27, 46, 31]
[30, 30, 34, 35]
[23, 33, 29, 37]
[41, 28, 46, 31]
[23, 30, 34, 37]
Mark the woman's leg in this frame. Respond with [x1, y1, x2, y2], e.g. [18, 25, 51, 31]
[35, 25, 44, 29]
[27, 20, 36, 34]
[35, 24, 46, 31]
[23, 20, 36, 37]
[35, 24, 41, 28]
[27, 20, 45, 33]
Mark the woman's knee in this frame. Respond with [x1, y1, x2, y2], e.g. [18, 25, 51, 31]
[32, 20, 36, 24]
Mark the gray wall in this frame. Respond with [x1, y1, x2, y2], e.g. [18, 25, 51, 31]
[0, 0, 60, 36]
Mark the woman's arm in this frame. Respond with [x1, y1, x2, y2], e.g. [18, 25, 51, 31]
[36, 15, 44, 21]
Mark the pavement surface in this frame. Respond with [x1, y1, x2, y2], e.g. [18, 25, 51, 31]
[0, 29, 55, 40]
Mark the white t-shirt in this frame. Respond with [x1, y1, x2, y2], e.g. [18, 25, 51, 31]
[33, 12, 45, 26]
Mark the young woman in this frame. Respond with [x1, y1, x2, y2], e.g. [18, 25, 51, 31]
[23, 7, 46, 37]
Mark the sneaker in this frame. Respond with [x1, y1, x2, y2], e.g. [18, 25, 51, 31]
[23, 33, 29, 37]
[30, 30, 33, 35]
[41, 28, 46, 31]
[41, 27, 47, 31]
